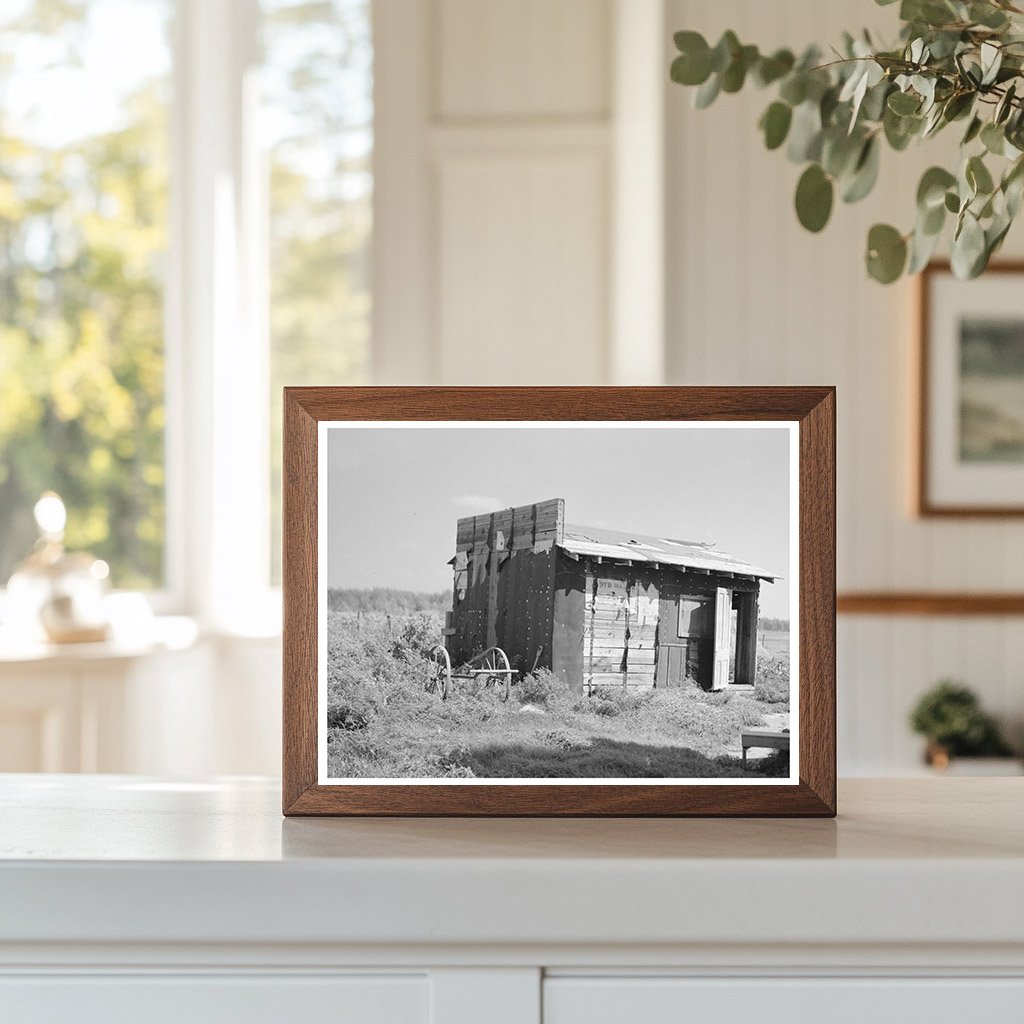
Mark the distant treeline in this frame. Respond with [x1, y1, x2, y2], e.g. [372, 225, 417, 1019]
[327, 588, 450, 614]
[758, 617, 789, 632]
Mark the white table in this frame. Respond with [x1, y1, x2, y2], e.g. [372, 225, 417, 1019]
[1, 775, 1023, 1023]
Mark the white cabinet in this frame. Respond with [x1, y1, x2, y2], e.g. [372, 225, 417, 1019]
[0, 975, 428, 1024]
[2, 777, 1023, 1023]
[544, 977, 1024, 1024]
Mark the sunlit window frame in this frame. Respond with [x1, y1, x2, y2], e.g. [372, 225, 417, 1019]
[162, 0, 278, 633]
[1, 0, 391, 636]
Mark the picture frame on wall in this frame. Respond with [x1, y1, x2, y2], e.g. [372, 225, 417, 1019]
[918, 261, 1024, 517]
[282, 387, 836, 817]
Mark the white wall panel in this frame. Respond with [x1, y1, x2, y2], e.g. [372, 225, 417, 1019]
[438, 0, 610, 120]
[666, 0, 1024, 774]
[437, 150, 608, 384]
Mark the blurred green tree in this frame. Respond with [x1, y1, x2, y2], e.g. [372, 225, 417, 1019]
[0, 0, 170, 587]
[0, 0, 372, 590]
[263, 0, 372, 582]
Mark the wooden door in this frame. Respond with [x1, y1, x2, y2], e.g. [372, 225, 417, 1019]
[656, 593, 712, 688]
[711, 586, 732, 691]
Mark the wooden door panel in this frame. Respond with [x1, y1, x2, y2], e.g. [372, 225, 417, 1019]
[711, 586, 732, 691]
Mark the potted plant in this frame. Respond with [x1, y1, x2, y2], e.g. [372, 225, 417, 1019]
[909, 680, 1018, 772]
[670, 0, 1024, 283]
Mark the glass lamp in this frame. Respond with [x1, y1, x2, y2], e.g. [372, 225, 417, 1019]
[5, 493, 111, 644]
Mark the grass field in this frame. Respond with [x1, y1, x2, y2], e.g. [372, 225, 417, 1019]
[326, 605, 791, 780]
[759, 629, 789, 655]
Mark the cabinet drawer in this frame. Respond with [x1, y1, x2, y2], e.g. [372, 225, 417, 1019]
[544, 977, 1024, 1024]
[0, 974, 427, 1024]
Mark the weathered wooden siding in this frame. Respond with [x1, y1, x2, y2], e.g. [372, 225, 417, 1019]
[552, 553, 586, 693]
[582, 564, 659, 692]
[448, 498, 564, 674]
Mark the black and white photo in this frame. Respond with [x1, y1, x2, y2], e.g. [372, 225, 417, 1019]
[318, 422, 798, 784]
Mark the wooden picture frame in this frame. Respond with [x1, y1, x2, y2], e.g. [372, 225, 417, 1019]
[283, 387, 836, 817]
[917, 260, 1024, 517]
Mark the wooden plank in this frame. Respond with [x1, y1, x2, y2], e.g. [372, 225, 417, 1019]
[587, 653, 656, 670]
[586, 644, 627, 657]
[474, 515, 491, 543]
[586, 672, 631, 687]
[585, 643, 655, 659]
[583, 621, 627, 633]
[588, 656, 628, 672]
[837, 591, 1024, 616]
[552, 555, 586, 692]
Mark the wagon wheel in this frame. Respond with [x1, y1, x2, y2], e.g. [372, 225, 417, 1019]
[426, 645, 451, 700]
[476, 646, 512, 702]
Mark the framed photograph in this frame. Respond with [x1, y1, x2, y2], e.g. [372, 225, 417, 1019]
[283, 387, 835, 816]
[918, 261, 1024, 516]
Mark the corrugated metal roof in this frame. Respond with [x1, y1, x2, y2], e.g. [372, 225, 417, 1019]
[559, 523, 778, 582]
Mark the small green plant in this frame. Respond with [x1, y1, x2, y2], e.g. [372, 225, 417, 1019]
[909, 679, 1014, 756]
[670, 0, 1024, 283]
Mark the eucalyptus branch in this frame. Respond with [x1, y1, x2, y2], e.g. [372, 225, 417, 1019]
[670, 0, 1024, 283]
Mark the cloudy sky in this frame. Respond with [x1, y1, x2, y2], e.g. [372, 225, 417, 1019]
[326, 424, 793, 618]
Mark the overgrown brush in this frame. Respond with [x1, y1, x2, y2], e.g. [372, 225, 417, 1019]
[326, 609, 791, 780]
[753, 649, 790, 704]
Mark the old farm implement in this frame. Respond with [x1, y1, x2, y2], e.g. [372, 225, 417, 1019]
[426, 645, 514, 702]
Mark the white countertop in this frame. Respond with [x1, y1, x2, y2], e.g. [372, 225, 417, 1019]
[2, 775, 1022, 951]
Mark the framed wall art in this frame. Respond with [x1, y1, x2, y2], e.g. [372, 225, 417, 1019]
[282, 387, 836, 816]
[918, 261, 1024, 517]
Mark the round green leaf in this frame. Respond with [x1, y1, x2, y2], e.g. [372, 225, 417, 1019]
[823, 129, 862, 179]
[866, 223, 907, 284]
[967, 155, 995, 196]
[952, 213, 987, 279]
[981, 122, 1005, 155]
[944, 190, 960, 214]
[943, 92, 974, 123]
[754, 49, 794, 87]
[962, 116, 983, 145]
[908, 223, 941, 274]
[920, 199, 945, 236]
[787, 101, 823, 162]
[887, 91, 920, 116]
[884, 106, 924, 151]
[710, 31, 740, 73]
[779, 74, 807, 106]
[842, 137, 880, 203]
[694, 73, 721, 109]
[760, 101, 792, 150]
[721, 44, 758, 93]
[917, 166, 957, 211]
[795, 164, 834, 233]
[671, 32, 712, 86]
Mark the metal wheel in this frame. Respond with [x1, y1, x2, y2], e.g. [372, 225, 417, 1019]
[476, 646, 512, 702]
[426, 644, 451, 700]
